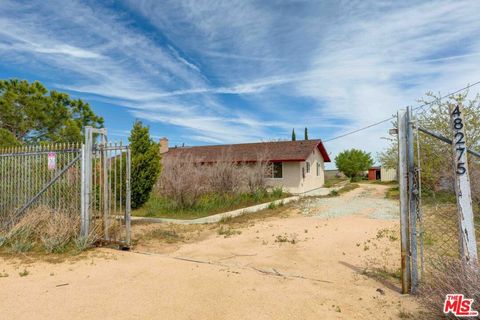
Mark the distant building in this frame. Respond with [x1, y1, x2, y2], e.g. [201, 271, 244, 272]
[159, 138, 331, 194]
[324, 169, 346, 179]
[368, 166, 397, 182]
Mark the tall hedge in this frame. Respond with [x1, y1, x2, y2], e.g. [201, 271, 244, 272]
[129, 120, 161, 209]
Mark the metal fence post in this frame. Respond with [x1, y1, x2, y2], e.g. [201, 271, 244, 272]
[398, 109, 411, 294]
[80, 144, 85, 236]
[125, 146, 131, 245]
[407, 107, 419, 292]
[102, 134, 109, 241]
[81, 128, 92, 237]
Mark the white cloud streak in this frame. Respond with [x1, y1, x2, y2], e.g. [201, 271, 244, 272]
[1, 0, 480, 157]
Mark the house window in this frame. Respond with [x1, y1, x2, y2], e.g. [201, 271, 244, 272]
[271, 162, 283, 178]
[316, 162, 321, 176]
[306, 161, 310, 173]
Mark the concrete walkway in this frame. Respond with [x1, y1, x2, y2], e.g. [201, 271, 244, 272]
[132, 187, 332, 225]
[132, 195, 300, 224]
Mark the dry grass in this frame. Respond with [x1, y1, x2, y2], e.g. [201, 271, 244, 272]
[157, 151, 273, 209]
[0, 206, 96, 254]
[418, 259, 480, 319]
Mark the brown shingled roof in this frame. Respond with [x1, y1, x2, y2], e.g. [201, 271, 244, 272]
[164, 139, 331, 163]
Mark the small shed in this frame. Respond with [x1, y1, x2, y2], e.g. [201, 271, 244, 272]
[368, 166, 397, 182]
[368, 167, 381, 180]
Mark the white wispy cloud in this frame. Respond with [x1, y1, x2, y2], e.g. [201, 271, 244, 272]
[1, 0, 480, 161]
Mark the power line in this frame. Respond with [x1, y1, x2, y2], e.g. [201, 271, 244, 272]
[323, 117, 393, 142]
[323, 80, 480, 143]
[414, 79, 480, 115]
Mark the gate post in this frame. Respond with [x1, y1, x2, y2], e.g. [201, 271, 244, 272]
[449, 104, 478, 266]
[398, 109, 411, 294]
[125, 146, 131, 245]
[407, 107, 419, 292]
[81, 127, 93, 237]
[101, 134, 110, 241]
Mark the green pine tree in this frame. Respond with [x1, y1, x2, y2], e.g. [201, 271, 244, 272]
[0, 79, 103, 145]
[129, 120, 161, 209]
[304, 127, 308, 140]
[291, 128, 296, 141]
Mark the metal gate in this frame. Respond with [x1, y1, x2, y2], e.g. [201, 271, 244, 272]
[0, 143, 83, 230]
[81, 127, 131, 246]
[0, 126, 131, 248]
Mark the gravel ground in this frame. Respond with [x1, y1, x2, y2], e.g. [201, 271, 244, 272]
[297, 184, 399, 220]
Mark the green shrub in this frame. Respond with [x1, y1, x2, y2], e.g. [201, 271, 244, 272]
[329, 190, 339, 197]
[271, 187, 284, 198]
[129, 120, 161, 209]
[268, 202, 278, 210]
[335, 149, 373, 180]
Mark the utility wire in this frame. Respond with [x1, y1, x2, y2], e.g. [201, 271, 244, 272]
[323, 80, 480, 143]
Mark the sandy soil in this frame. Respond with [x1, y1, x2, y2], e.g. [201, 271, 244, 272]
[0, 183, 419, 319]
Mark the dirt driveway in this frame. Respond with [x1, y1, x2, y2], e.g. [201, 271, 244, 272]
[0, 184, 418, 319]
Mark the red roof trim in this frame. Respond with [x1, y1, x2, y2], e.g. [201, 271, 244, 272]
[316, 141, 331, 162]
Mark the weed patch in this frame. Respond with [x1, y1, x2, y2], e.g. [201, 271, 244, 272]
[275, 233, 297, 244]
[18, 269, 29, 277]
[217, 225, 241, 238]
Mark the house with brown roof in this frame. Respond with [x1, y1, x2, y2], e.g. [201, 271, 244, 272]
[159, 138, 331, 194]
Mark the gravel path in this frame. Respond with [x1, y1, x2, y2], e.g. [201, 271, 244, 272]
[297, 183, 399, 220]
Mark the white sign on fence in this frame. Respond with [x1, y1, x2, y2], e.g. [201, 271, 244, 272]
[47, 152, 56, 171]
[449, 104, 478, 264]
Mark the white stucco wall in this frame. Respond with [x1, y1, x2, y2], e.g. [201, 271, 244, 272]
[266, 161, 302, 193]
[266, 147, 326, 194]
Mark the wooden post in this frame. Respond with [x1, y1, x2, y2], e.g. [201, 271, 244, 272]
[449, 104, 478, 265]
[398, 109, 411, 293]
[407, 107, 418, 292]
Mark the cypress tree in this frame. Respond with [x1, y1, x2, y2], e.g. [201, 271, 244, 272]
[129, 120, 161, 209]
[304, 127, 309, 140]
[291, 128, 296, 141]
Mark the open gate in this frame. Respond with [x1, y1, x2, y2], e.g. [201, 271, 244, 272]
[81, 127, 131, 247]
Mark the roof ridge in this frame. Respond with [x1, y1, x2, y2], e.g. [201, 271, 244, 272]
[178, 139, 322, 149]
[165, 139, 330, 162]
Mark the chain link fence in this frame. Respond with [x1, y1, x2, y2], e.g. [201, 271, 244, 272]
[413, 102, 480, 284]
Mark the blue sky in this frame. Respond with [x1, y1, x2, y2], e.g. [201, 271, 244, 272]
[1, 0, 480, 167]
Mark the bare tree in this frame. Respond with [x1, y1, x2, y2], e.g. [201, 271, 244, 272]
[157, 154, 207, 208]
[157, 149, 274, 208]
[242, 150, 273, 194]
[204, 149, 242, 194]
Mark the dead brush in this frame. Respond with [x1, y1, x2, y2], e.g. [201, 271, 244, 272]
[74, 222, 101, 252]
[4, 207, 50, 253]
[418, 258, 480, 319]
[40, 210, 79, 253]
[1, 206, 81, 254]
[158, 150, 274, 209]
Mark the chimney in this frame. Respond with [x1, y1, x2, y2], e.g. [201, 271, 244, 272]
[159, 137, 169, 154]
